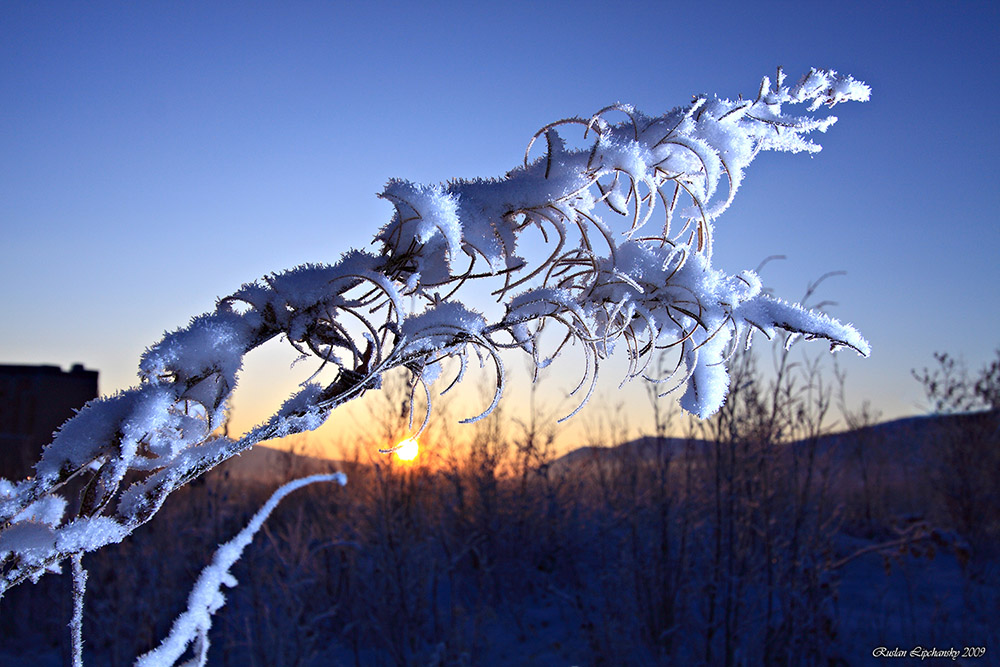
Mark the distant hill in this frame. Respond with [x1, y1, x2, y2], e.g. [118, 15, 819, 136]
[211, 444, 343, 483]
[552, 435, 712, 472]
[206, 411, 997, 485]
[552, 411, 999, 474]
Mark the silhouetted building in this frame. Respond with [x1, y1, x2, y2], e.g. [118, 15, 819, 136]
[0, 363, 99, 480]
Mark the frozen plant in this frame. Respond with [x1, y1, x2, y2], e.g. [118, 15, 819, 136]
[0, 68, 870, 663]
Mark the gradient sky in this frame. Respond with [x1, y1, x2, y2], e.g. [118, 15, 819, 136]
[3, 1, 998, 448]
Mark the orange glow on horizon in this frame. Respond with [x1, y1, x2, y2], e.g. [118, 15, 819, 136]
[393, 437, 419, 462]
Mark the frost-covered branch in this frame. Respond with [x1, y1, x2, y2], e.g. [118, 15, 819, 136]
[1, 68, 870, 604]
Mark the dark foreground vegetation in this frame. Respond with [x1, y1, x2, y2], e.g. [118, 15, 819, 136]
[2, 349, 998, 666]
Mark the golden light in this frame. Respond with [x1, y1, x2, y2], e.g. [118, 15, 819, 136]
[393, 437, 419, 462]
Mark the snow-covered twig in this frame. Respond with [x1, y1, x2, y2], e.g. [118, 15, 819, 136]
[70, 552, 87, 667]
[135, 473, 347, 667]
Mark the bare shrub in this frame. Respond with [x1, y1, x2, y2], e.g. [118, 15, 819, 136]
[914, 350, 1000, 556]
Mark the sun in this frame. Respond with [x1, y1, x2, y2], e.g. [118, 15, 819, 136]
[393, 438, 419, 462]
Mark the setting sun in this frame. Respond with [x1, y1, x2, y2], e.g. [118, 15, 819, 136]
[393, 438, 419, 462]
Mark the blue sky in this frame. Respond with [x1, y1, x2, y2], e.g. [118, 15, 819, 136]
[3, 1, 998, 441]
